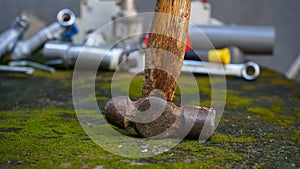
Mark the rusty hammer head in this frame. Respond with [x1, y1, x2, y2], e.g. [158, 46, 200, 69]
[105, 0, 216, 140]
[105, 95, 215, 139]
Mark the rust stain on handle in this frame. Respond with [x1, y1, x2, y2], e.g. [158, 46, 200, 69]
[142, 0, 192, 101]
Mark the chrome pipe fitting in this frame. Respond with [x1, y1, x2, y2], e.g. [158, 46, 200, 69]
[0, 15, 30, 58]
[42, 42, 123, 70]
[11, 9, 76, 60]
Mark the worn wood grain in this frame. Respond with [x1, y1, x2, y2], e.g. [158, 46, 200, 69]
[142, 0, 191, 101]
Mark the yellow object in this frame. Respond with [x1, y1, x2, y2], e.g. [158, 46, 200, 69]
[208, 48, 231, 64]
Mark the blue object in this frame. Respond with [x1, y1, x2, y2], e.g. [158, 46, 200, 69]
[63, 24, 78, 39]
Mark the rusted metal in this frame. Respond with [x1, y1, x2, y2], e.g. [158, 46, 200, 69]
[105, 96, 215, 139]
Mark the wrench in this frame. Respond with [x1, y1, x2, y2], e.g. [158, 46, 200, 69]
[123, 51, 260, 80]
[182, 60, 260, 81]
[0, 65, 34, 75]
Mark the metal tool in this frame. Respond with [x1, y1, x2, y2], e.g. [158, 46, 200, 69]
[9, 60, 55, 73]
[11, 9, 76, 60]
[182, 60, 260, 81]
[0, 15, 30, 59]
[42, 41, 124, 70]
[124, 51, 260, 80]
[0, 65, 34, 75]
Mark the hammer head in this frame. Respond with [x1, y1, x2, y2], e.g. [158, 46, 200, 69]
[104, 96, 133, 129]
[105, 96, 215, 140]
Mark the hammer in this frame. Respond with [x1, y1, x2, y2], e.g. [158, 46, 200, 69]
[105, 0, 216, 140]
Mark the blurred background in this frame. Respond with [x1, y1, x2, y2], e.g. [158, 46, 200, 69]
[0, 0, 299, 82]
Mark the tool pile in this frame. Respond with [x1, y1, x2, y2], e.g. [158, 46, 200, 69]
[0, 9, 77, 74]
[0, 7, 275, 81]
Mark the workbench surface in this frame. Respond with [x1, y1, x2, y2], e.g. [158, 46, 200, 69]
[0, 69, 299, 168]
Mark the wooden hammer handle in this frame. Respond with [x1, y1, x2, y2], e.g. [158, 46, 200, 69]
[142, 0, 191, 101]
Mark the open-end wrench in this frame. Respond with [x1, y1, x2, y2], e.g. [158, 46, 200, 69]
[182, 60, 260, 81]
[123, 51, 260, 80]
[0, 65, 34, 75]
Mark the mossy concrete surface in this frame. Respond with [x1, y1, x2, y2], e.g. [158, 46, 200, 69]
[0, 69, 299, 168]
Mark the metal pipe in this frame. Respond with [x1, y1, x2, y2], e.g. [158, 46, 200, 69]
[120, 0, 137, 16]
[0, 15, 30, 59]
[9, 60, 55, 73]
[11, 9, 76, 60]
[42, 42, 123, 70]
[189, 25, 275, 54]
[0, 65, 34, 75]
[113, 0, 142, 43]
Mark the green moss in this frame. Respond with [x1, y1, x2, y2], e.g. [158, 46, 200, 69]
[199, 100, 211, 107]
[197, 77, 212, 96]
[294, 94, 300, 102]
[269, 79, 295, 87]
[226, 95, 252, 109]
[77, 93, 110, 105]
[0, 107, 151, 168]
[259, 96, 284, 104]
[186, 100, 216, 108]
[266, 133, 281, 139]
[96, 96, 110, 102]
[184, 87, 251, 110]
[97, 81, 111, 91]
[99, 73, 143, 98]
[1, 68, 299, 168]
[295, 108, 300, 120]
[175, 75, 206, 96]
[169, 141, 243, 168]
[30, 69, 73, 88]
[0, 108, 109, 168]
[259, 69, 279, 77]
[247, 107, 295, 129]
[0, 106, 250, 168]
[33, 69, 72, 80]
[212, 133, 256, 143]
[291, 131, 300, 144]
[242, 85, 256, 91]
